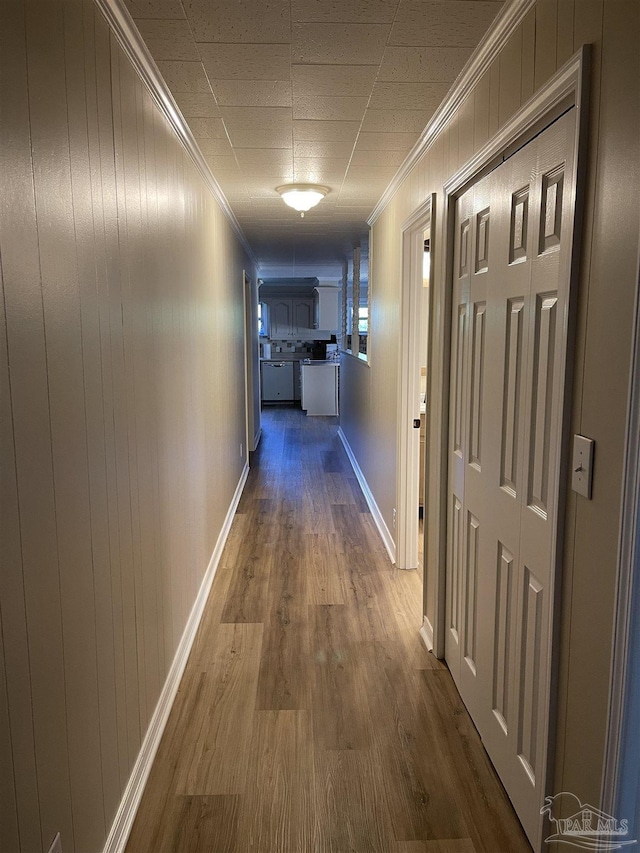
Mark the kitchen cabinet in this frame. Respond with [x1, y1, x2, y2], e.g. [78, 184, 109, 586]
[268, 299, 291, 338]
[301, 363, 339, 416]
[314, 286, 340, 331]
[293, 360, 301, 402]
[293, 298, 314, 334]
[264, 297, 314, 337]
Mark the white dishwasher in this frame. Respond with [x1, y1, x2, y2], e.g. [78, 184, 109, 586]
[261, 360, 294, 402]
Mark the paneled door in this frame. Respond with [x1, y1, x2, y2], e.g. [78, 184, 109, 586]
[445, 109, 577, 849]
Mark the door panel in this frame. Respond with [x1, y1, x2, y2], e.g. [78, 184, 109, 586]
[445, 110, 577, 849]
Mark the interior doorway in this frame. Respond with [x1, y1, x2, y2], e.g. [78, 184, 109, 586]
[396, 196, 435, 572]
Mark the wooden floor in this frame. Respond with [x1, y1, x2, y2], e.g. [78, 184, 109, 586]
[126, 408, 531, 853]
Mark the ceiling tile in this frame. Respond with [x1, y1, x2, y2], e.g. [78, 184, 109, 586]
[293, 140, 355, 158]
[124, 0, 185, 19]
[215, 174, 249, 193]
[293, 120, 360, 143]
[204, 155, 240, 175]
[199, 44, 291, 81]
[235, 149, 294, 167]
[235, 149, 294, 174]
[293, 95, 368, 121]
[378, 46, 474, 82]
[346, 164, 398, 182]
[368, 80, 450, 109]
[199, 137, 234, 156]
[184, 0, 290, 43]
[156, 60, 211, 93]
[291, 0, 399, 24]
[338, 176, 389, 194]
[232, 128, 293, 149]
[244, 171, 295, 190]
[356, 131, 418, 150]
[222, 108, 293, 148]
[292, 23, 390, 65]
[291, 64, 378, 97]
[391, 1, 503, 47]
[361, 108, 430, 133]
[174, 93, 220, 117]
[210, 80, 292, 107]
[245, 182, 288, 199]
[350, 147, 407, 166]
[293, 158, 350, 183]
[222, 106, 292, 129]
[135, 20, 199, 61]
[189, 117, 228, 138]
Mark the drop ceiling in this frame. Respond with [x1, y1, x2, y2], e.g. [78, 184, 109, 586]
[125, 0, 504, 277]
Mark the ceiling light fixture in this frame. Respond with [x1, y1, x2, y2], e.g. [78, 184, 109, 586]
[276, 184, 329, 217]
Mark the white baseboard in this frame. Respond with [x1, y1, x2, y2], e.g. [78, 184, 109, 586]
[337, 427, 396, 563]
[420, 617, 434, 652]
[253, 425, 262, 451]
[103, 463, 249, 853]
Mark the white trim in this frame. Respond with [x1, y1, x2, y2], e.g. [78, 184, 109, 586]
[253, 426, 262, 451]
[102, 463, 249, 853]
[337, 428, 396, 564]
[93, 0, 257, 269]
[368, 0, 536, 225]
[419, 617, 434, 653]
[601, 244, 640, 816]
[443, 48, 588, 198]
[396, 196, 434, 570]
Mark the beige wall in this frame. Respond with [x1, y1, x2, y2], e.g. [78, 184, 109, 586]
[0, 1, 254, 851]
[340, 0, 640, 811]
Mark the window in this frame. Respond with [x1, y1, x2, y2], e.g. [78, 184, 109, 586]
[345, 258, 354, 352]
[258, 301, 266, 337]
[358, 304, 368, 356]
[341, 233, 370, 362]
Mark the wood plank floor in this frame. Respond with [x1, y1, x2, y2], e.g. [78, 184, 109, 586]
[126, 408, 531, 853]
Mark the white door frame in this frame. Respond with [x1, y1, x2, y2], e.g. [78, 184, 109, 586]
[396, 195, 435, 570]
[425, 47, 589, 660]
[243, 270, 261, 455]
[601, 245, 640, 820]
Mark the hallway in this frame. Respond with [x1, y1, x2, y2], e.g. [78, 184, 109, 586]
[126, 409, 530, 852]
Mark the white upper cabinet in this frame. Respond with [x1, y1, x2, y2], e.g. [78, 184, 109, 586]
[314, 286, 340, 331]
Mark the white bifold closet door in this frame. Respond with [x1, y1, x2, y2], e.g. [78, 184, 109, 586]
[445, 108, 577, 849]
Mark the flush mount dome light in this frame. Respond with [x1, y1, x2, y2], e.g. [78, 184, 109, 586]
[276, 184, 329, 217]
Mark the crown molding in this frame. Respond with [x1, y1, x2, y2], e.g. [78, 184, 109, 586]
[368, 0, 537, 226]
[94, 0, 258, 269]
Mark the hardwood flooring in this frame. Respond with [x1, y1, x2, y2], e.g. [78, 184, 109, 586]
[126, 408, 531, 853]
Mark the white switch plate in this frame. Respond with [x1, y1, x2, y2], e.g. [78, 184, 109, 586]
[47, 833, 62, 853]
[572, 434, 594, 499]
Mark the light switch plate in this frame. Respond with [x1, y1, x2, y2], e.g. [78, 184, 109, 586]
[572, 435, 594, 499]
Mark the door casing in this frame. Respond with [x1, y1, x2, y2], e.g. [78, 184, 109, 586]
[396, 195, 436, 571]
